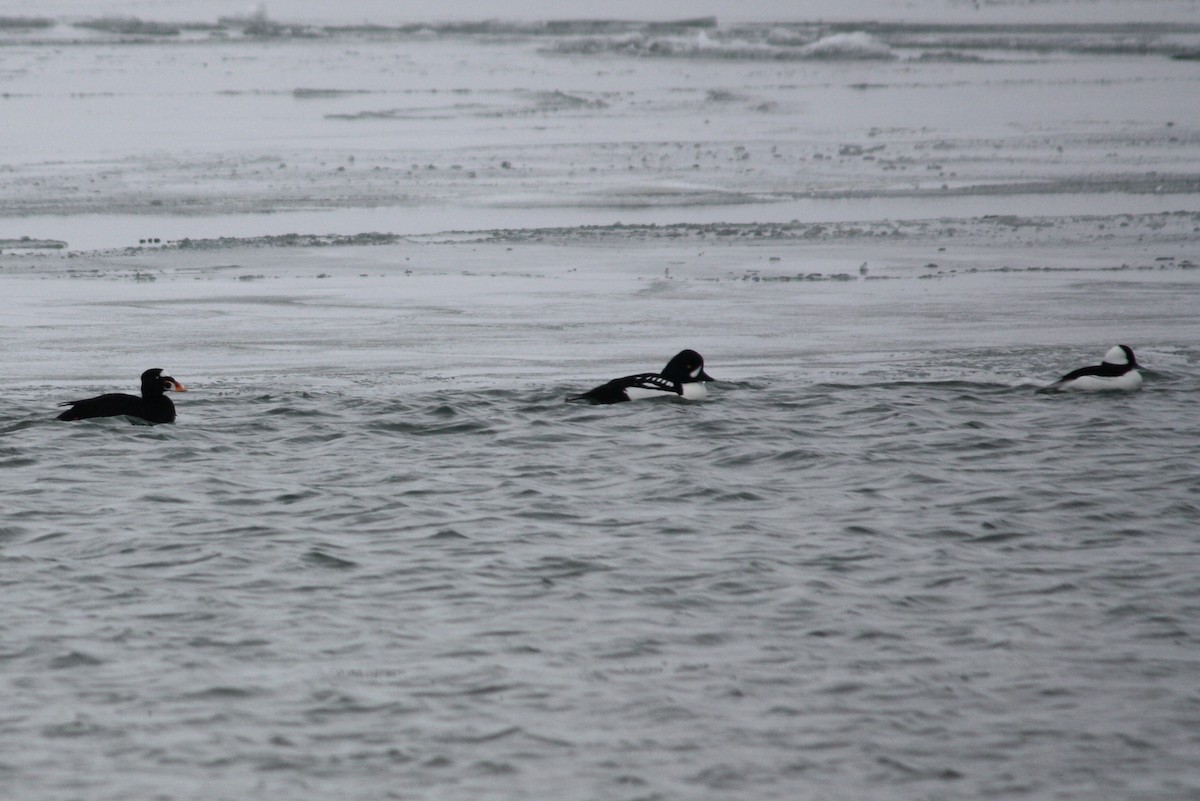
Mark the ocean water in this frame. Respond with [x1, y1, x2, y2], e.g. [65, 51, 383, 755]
[2, 3, 1200, 800]
[3, 342, 1200, 800]
[3, 238, 1200, 800]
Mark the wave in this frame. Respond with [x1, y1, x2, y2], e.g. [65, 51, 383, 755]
[4, 15, 1195, 59]
[547, 29, 896, 62]
[0, 16, 53, 30]
[797, 32, 896, 60]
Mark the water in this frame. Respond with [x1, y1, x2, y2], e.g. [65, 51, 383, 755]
[3, 14, 1200, 242]
[2, 3, 1200, 799]
[7, 192, 1198, 254]
[3, 356, 1200, 800]
[3, 245, 1199, 799]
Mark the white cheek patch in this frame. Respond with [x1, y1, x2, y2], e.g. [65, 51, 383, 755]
[689, 366, 701, 378]
[1102, 346, 1128, 366]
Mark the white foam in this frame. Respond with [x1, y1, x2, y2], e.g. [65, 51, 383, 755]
[798, 32, 895, 61]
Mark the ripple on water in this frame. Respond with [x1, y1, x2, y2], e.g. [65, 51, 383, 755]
[2, 357, 1199, 801]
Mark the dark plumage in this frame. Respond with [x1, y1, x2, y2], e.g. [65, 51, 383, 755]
[567, 349, 715, 404]
[56, 368, 187, 424]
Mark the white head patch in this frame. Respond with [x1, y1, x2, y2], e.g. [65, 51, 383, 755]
[1102, 345, 1128, 366]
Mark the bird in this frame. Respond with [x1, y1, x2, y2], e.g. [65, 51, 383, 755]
[567, 349, 715, 404]
[1044, 345, 1142, 392]
[56, 368, 187, 424]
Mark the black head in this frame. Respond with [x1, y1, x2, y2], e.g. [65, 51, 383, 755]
[140, 368, 187, 397]
[661, 349, 715, 383]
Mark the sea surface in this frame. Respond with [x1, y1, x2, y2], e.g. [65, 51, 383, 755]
[2, 3, 1200, 800]
[3, 336, 1200, 801]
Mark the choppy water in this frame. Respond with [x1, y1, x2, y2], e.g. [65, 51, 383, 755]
[2, 2, 1200, 798]
[3, 352, 1199, 800]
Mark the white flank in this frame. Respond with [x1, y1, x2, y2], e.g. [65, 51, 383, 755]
[1057, 371, 1142, 392]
